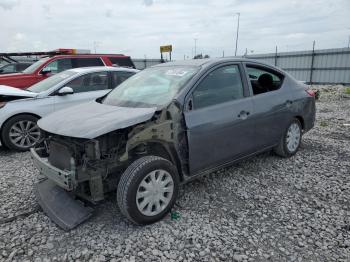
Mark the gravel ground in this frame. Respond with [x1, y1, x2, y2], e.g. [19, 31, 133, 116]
[0, 85, 349, 262]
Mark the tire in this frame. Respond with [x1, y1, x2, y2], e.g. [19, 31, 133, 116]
[117, 156, 179, 225]
[1, 114, 41, 151]
[273, 118, 302, 157]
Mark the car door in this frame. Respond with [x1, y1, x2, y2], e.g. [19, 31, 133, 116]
[184, 64, 255, 174]
[244, 64, 293, 148]
[53, 71, 111, 111]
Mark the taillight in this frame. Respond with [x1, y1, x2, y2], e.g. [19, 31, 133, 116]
[305, 89, 315, 97]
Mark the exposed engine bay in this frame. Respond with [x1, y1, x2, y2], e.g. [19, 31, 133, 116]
[33, 102, 189, 203]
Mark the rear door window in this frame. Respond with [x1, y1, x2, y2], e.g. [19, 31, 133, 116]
[66, 72, 109, 93]
[246, 66, 284, 95]
[111, 71, 135, 87]
[72, 58, 104, 68]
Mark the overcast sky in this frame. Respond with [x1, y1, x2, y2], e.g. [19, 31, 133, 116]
[0, 0, 349, 59]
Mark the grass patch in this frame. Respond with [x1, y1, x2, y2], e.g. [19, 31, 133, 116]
[320, 121, 328, 127]
[345, 87, 350, 95]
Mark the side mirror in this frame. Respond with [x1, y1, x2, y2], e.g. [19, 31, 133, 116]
[40, 68, 52, 75]
[58, 86, 74, 96]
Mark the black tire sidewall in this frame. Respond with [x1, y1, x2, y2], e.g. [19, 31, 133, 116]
[1, 114, 40, 151]
[283, 119, 302, 156]
[123, 158, 179, 224]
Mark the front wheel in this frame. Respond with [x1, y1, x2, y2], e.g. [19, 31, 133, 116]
[117, 156, 179, 225]
[274, 119, 302, 157]
[1, 114, 41, 151]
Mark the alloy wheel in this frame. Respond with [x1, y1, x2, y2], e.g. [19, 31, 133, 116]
[9, 120, 41, 149]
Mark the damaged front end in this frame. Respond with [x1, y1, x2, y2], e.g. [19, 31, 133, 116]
[31, 102, 189, 230]
[31, 131, 129, 230]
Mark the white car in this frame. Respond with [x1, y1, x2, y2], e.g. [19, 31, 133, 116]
[0, 66, 138, 151]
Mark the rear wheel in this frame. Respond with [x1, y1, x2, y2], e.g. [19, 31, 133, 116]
[117, 156, 179, 225]
[1, 114, 41, 151]
[274, 119, 302, 157]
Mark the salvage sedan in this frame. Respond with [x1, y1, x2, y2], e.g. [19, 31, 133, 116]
[0, 66, 138, 151]
[31, 58, 316, 230]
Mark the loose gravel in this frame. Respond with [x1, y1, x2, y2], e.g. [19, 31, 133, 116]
[0, 85, 349, 261]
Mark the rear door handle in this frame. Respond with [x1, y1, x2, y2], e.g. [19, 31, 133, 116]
[286, 100, 293, 106]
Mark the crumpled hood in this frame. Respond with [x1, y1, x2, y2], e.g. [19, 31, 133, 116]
[38, 101, 157, 139]
[0, 84, 36, 97]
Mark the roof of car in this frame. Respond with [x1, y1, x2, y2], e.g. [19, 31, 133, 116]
[153, 57, 255, 67]
[153, 57, 271, 68]
[51, 54, 129, 59]
[68, 66, 139, 73]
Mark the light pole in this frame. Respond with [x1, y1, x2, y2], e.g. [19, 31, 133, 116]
[194, 38, 198, 58]
[93, 41, 100, 54]
[234, 12, 240, 56]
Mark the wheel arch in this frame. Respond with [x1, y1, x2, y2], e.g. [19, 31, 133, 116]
[1, 112, 42, 131]
[294, 115, 305, 130]
[128, 140, 184, 182]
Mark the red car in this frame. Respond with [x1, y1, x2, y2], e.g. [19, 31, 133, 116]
[0, 50, 135, 89]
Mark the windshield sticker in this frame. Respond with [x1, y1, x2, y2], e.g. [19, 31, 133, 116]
[165, 69, 189, 77]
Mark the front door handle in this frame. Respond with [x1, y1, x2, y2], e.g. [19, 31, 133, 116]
[238, 110, 250, 120]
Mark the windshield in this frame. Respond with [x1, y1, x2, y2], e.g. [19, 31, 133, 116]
[103, 66, 199, 108]
[22, 57, 50, 74]
[27, 70, 77, 93]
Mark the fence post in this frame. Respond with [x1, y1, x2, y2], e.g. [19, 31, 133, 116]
[309, 40, 316, 85]
[274, 46, 278, 66]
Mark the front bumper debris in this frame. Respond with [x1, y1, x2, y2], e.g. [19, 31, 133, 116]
[30, 148, 74, 191]
[35, 179, 93, 230]
[31, 148, 93, 230]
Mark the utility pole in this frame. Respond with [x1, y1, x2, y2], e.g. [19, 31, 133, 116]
[194, 38, 198, 58]
[309, 40, 316, 85]
[274, 46, 278, 66]
[234, 12, 240, 56]
[93, 41, 99, 54]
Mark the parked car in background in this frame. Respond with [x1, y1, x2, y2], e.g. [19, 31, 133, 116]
[0, 66, 138, 151]
[0, 62, 33, 74]
[31, 58, 316, 230]
[0, 53, 135, 89]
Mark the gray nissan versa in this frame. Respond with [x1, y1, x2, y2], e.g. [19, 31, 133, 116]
[31, 58, 316, 230]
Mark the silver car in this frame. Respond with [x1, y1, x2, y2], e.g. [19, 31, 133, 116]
[31, 58, 316, 229]
[0, 66, 138, 151]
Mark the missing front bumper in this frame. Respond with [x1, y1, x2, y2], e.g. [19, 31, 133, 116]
[30, 148, 74, 191]
[35, 179, 93, 231]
